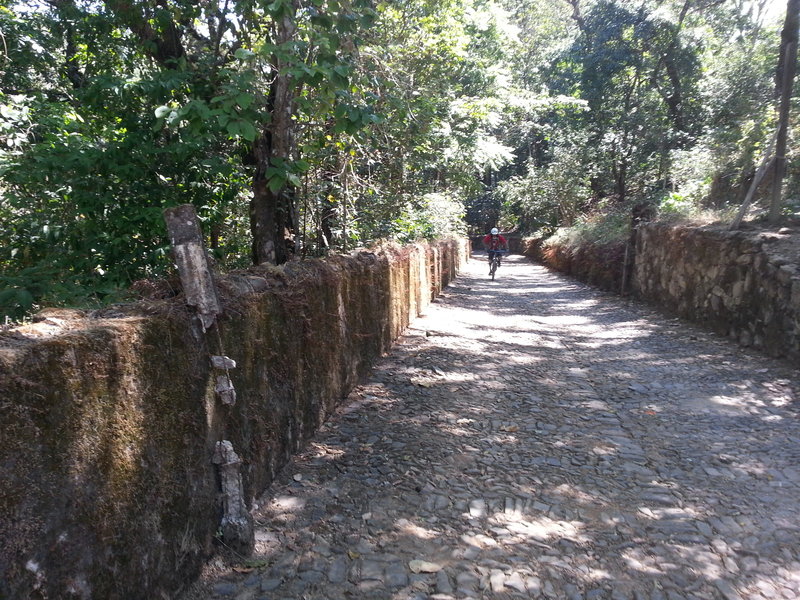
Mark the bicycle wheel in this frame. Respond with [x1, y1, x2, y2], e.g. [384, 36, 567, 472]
[490, 259, 497, 280]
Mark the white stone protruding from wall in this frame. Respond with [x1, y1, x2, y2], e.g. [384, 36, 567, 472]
[212, 441, 254, 553]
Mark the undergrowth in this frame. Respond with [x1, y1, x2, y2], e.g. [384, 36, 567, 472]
[543, 201, 632, 251]
[538, 194, 794, 253]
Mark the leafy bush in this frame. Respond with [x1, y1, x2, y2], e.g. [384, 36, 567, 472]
[392, 193, 466, 243]
[650, 189, 739, 225]
[657, 192, 698, 217]
[543, 200, 633, 251]
[0, 265, 126, 323]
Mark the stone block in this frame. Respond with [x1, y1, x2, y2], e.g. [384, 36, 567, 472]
[791, 280, 800, 307]
[778, 265, 797, 285]
[731, 281, 745, 302]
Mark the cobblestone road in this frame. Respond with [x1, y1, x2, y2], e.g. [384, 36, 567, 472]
[186, 253, 800, 600]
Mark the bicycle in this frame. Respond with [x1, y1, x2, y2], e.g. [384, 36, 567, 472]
[488, 250, 507, 280]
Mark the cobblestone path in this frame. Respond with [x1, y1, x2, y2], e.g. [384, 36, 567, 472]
[187, 253, 800, 600]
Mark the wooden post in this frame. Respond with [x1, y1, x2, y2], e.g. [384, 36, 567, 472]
[163, 204, 222, 331]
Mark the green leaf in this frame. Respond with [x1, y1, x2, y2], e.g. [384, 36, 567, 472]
[239, 121, 257, 141]
[226, 121, 241, 137]
[234, 48, 255, 60]
[294, 159, 311, 172]
[287, 173, 301, 187]
[310, 14, 334, 29]
[236, 93, 256, 110]
[15, 289, 34, 310]
[268, 175, 285, 193]
[0, 289, 17, 304]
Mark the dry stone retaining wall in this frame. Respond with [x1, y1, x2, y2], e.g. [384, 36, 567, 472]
[519, 236, 626, 293]
[632, 224, 800, 361]
[0, 238, 469, 600]
[523, 224, 800, 363]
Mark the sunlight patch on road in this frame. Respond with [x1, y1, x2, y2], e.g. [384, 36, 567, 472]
[591, 444, 617, 457]
[709, 395, 750, 407]
[483, 433, 521, 446]
[394, 518, 438, 540]
[637, 506, 699, 521]
[506, 353, 546, 365]
[485, 513, 589, 546]
[308, 442, 345, 459]
[549, 482, 605, 506]
[527, 314, 592, 326]
[688, 394, 755, 416]
[675, 545, 727, 581]
[270, 496, 306, 511]
[621, 547, 667, 576]
[438, 425, 476, 437]
[586, 327, 649, 339]
[762, 414, 783, 422]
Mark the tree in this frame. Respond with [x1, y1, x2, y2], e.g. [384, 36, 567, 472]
[562, 0, 705, 203]
[296, 0, 519, 248]
[769, 0, 800, 223]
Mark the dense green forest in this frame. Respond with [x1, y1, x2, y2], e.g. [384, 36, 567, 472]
[0, 0, 795, 320]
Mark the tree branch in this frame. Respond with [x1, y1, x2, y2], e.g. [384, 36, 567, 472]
[103, 0, 186, 66]
[564, 0, 586, 32]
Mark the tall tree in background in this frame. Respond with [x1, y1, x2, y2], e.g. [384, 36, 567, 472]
[0, 0, 511, 318]
[561, 0, 704, 203]
[769, 0, 800, 223]
[493, 0, 789, 237]
[250, 1, 299, 265]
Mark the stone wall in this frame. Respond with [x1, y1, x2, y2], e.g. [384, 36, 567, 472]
[633, 224, 800, 360]
[0, 238, 470, 600]
[520, 236, 627, 293]
[523, 224, 800, 363]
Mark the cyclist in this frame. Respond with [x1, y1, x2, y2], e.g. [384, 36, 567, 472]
[482, 227, 509, 273]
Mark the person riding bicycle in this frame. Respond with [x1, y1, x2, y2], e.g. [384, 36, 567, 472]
[482, 227, 508, 272]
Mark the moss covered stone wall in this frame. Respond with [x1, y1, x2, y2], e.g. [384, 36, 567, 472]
[0, 238, 469, 600]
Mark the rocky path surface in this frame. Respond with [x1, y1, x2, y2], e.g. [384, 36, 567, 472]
[185, 253, 800, 600]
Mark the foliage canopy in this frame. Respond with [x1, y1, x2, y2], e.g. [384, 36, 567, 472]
[0, 0, 795, 319]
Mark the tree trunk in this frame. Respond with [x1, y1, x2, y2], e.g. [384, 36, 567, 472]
[615, 161, 627, 203]
[730, 131, 777, 230]
[250, 11, 298, 265]
[652, 0, 690, 136]
[566, 0, 586, 33]
[768, 0, 800, 224]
